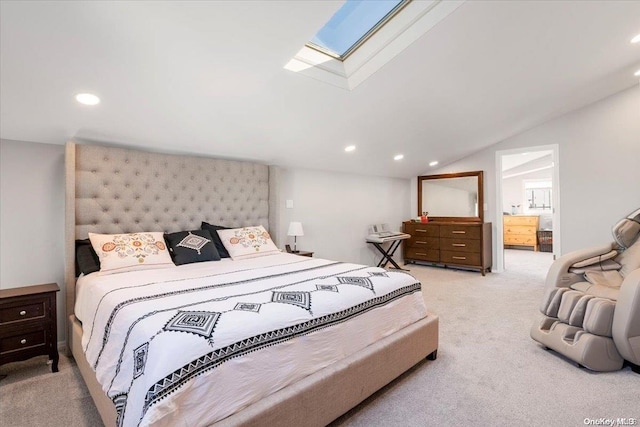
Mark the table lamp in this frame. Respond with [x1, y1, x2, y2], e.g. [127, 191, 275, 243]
[287, 222, 304, 253]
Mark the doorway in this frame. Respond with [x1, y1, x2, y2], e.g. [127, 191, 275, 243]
[495, 145, 561, 273]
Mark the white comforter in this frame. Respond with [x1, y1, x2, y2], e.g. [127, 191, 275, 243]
[76, 253, 427, 427]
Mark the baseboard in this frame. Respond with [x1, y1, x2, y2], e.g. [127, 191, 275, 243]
[57, 340, 67, 353]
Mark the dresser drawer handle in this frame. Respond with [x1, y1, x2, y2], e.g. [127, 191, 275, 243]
[452, 243, 466, 247]
[416, 241, 428, 245]
[415, 230, 427, 233]
[452, 231, 466, 234]
[452, 256, 467, 260]
[20, 339, 27, 345]
[416, 252, 427, 256]
[19, 310, 27, 316]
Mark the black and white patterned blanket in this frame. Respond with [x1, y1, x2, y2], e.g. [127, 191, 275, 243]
[77, 254, 425, 426]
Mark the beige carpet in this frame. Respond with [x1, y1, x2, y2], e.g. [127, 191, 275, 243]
[1, 250, 638, 426]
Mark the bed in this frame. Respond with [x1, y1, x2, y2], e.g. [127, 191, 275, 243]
[64, 142, 439, 427]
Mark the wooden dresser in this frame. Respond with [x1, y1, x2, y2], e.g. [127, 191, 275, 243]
[0, 283, 59, 372]
[402, 221, 492, 275]
[503, 215, 539, 251]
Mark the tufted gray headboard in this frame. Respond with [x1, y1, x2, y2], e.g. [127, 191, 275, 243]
[64, 142, 280, 322]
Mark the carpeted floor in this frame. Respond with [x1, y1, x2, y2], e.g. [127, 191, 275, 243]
[1, 250, 638, 426]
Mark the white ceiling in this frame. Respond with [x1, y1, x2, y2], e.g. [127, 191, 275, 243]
[502, 151, 551, 172]
[1, 1, 639, 179]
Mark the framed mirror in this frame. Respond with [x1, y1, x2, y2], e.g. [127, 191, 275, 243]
[417, 171, 484, 222]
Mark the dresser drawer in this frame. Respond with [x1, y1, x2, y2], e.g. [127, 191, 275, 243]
[404, 223, 439, 237]
[0, 328, 47, 355]
[405, 248, 440, 262]
[440, 251, 481, 267]
[503, 225, 537, 236]
[0, 299, 47, 325]
[439, 224, 481, 240]
[440, 238, 481, 253]
[504, 235, 537, 246]
[504, 215, 538, 226]
[405, 236, 439, 250]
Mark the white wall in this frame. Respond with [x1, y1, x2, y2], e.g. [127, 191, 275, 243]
[502, 153, 553, 214]
[1, 139, 66, 340]
[412, 85, 640, 259]
[275, 168, 411, 266]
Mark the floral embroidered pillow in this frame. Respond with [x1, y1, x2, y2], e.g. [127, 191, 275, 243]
[217, 226, 280, 260]
[88, 232, 174, 275]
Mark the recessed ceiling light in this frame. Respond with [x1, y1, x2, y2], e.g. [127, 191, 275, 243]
[429, 161, 439, 167]
[394, 154, 404, 161]
[635, 69, 640, 77]
[76, 93, 100, 105]
[631, 34, 640, 44]
[344, 145, 356, 152]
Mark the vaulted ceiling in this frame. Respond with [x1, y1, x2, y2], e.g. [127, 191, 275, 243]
[1, 1, 639, 179]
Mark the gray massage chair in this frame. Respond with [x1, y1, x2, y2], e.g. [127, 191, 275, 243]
[531, 208, 640, 372]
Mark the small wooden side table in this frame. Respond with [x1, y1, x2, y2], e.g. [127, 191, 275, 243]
[0, 283, 60, 372]
[285, 245, 314, 257]
[293, 251, 314, 257]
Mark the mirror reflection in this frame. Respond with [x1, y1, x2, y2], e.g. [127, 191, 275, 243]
[421, 177, 478, 217]
[418, 171, 483, 222]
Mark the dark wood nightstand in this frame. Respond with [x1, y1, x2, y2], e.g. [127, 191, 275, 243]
[285, 245, 313, 257]
[293, 251, 313, 257]
[0, 283, 60, 372]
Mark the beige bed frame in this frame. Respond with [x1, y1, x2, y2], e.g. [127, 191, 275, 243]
[65, 142, 439, 426]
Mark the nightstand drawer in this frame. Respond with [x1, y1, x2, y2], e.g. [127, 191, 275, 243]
[0, 328, 47, 355]
[0, 283, 60, 372]
[0, 300, 47, 325]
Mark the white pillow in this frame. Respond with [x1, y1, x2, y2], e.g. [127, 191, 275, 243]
[217, 226, 280, 260]
[88, 232, 174, 275]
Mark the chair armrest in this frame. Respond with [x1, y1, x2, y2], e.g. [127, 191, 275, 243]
[545, 242, 616, 289]
[612, 269, 640, 365]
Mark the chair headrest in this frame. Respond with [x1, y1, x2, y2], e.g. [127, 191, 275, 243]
[612, 208, 640, 249]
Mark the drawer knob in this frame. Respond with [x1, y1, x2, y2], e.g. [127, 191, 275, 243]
[416, 252, 427, 256]
[19, 310, 27, 316]
[416, 241, 428, 245]
[452, 231, 466, 234]
[415, 230, 427, 233]
[20, 339, 27, 345]
[452, 256, 467, 260]
[452, 243, 466, 247]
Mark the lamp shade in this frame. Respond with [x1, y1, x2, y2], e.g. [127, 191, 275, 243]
[287, 222, 304, 237]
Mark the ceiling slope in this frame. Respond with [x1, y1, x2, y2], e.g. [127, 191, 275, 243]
[1, 1, 639, 178]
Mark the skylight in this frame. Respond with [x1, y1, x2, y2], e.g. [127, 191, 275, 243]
[285, 0, 465, 90]
[307, 0, 409, 60]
